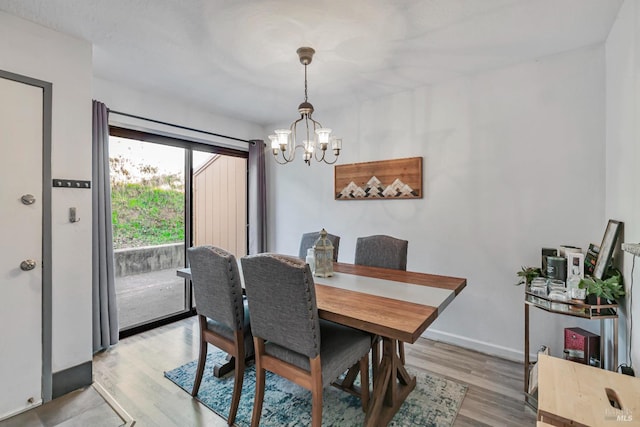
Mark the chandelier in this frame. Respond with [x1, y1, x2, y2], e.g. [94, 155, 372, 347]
[269, 47, 342, 166]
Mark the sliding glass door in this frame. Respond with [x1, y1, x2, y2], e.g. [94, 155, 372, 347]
[109, 128, 247, 336]
[110, 136, 187, 330]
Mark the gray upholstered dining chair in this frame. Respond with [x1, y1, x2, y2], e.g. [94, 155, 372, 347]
[298, 230, 341, 261]
[354, 234, 409, 364]
[240, 253, 370, 427]
[354, 234, 408, 271]
[187, 245, 254, 426]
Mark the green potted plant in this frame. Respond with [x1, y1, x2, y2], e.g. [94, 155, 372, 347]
[578, 268, 625, 307]
[515, 266, 542, 286]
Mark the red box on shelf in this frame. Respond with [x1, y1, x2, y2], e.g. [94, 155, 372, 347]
[564, 327, 600, 366]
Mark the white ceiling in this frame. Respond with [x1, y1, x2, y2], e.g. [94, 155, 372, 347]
[0, 0, 624, 126]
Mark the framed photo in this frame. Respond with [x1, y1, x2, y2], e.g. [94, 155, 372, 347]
[593, 220, 622, 279]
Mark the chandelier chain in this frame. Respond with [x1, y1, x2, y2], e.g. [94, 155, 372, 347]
[304, 64, 308, 104]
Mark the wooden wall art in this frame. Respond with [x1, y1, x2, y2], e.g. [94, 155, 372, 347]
[334, 157, 422, 200]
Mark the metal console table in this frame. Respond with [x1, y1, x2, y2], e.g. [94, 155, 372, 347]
[524, 290, 618, 410]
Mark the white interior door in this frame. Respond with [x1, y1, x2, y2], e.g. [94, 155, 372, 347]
[0, 76, 43, 419]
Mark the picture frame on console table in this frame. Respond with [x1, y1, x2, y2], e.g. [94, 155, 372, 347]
[584, 243, 600, 277]
[593, 220, 622, 280]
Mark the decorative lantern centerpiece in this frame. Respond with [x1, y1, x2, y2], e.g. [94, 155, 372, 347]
[312, 228, 334, 277]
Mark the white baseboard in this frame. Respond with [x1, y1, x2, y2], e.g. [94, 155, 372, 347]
[0, 400, 42, 422]
[421, 329, 524, 363]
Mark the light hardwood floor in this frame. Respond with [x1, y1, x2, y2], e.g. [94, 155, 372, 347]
[96, 317, 538, 426]
[406, 339, 537, 426]
[4, 316, 538, 426]
[0, 384, 128, 427]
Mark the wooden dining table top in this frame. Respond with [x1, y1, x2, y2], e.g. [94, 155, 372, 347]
[315, 262, 466, 343]
[177, 261, 466, 343]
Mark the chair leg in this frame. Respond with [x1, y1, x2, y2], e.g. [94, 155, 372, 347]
[399, 341, 406, 365]
[310, 357, 323, 427]
[359, 353, 370, 412]
[227, 358, 244, 425]
[251, 339, 266, 427]
[192, 316, 208, 397]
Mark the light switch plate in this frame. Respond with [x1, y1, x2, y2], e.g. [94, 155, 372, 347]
[69, 207, 79, 223]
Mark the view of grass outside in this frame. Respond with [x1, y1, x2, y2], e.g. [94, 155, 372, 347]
[110, 147, 185, 250]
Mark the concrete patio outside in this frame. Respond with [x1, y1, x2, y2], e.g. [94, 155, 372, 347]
[115, 267, 188, 329]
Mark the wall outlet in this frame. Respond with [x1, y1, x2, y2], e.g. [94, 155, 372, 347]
[622, 243, 640, 257]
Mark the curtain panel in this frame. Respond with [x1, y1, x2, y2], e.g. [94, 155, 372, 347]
[248, 140, 267, 254]
[92, 100, 119, 352]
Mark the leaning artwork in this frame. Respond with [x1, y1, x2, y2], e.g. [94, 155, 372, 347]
[334, 157, 423, 200]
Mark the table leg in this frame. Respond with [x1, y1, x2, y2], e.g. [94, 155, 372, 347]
[331, 361, 365, 399]
[600, 317, 619, 371]
[384, 339, 398, 408]
[364, 355, 391, 426]
[213, 354, 236, 378]
[524, 303, 530, 395]
[364, 337, 416, 427]
[211, 353, 255, 378]
[372, 335, 381, 384]
[613, 317, 618, 371]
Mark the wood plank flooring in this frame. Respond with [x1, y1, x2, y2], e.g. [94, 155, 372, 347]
[406, 339, 537, 426]
[0, 384, 128, 427]
[4, 316, 538, 426]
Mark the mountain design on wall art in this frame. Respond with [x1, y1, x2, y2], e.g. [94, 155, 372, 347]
[337, 176, 417, 199]
[334, 157, 423, 200]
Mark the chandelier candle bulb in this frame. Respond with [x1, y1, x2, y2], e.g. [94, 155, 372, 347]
[303, 143, 313, 162]
[274, 129, 290, 152]
[269, 134, 279, 154]
[304, 140, 314, 153]
[316, 128, 331, 150]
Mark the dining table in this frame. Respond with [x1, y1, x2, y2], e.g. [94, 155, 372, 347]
[177, 260, 466, 426]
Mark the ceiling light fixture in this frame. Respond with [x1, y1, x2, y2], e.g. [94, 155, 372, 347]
[269, 47, 342, 166]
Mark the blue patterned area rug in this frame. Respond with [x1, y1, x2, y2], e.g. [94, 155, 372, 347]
[165, 350, 467, 426]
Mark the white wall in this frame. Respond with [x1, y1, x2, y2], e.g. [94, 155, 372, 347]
[93, 78, 263, 151]
[268, 45, 608, 360]
[606, 0, 640, 369]
[0, 11, 93, 372]
[0, 10, 265, 378]
[2, 3, 629, 373]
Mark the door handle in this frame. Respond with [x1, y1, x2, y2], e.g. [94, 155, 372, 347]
[21, 194, 36, 205]
[20, 259, 37, 271]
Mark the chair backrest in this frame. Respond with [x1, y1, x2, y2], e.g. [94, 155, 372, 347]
[187, 245, 245, 331]
[298, 231, 341, 261]
[240, 253, 321, 359]
[354, 234, 408, 271]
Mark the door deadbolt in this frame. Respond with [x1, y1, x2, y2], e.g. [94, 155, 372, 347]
[20, 259, 37, 271]
[21, 194, 36, 205]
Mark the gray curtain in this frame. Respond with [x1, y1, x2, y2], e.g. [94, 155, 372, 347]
[92, 100, 119, 352]
[248, 139, 267, 254]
